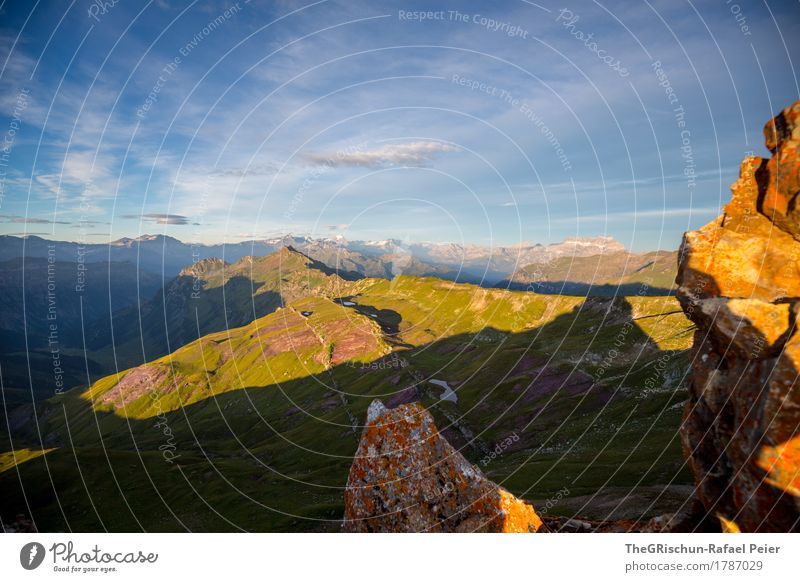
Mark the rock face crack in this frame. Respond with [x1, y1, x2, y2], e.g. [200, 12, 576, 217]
[676, 100, 800, 532]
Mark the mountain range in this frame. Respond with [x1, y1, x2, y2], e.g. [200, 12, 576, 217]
[0, 233, 673, 285]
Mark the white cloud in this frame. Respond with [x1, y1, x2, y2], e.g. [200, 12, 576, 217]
[122, 213, 193, 225]
[304, 141, 460, 168]
[34, 149, 119, 205]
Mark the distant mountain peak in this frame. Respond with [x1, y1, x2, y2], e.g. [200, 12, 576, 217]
[109, 234, 182, 247]
[134, 234, 181, 243]
[561, 235, 624, 247]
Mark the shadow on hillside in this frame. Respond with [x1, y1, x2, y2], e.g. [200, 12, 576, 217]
[0, 258, 164, 353]
[89, 275, 284, 369]
[1, 295, 706, 531]
[300, 250, 364, 282]
[334, 296, 404, 340]
[0, 258, 164, 409]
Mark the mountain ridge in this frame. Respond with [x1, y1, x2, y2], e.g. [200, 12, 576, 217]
[0, 233, 664, 285]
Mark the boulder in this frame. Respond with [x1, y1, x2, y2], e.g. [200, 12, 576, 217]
[343, 400, 544, 532]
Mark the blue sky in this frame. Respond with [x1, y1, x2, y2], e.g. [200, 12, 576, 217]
[0, 0, 798, 250]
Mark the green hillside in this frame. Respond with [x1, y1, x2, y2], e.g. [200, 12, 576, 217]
[1, 268, 695, 531]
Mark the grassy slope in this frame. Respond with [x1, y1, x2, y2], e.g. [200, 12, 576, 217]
[0, 273, 695, 531]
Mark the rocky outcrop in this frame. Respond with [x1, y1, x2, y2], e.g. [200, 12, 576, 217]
[676, 100, 800, 532]
[343, 400, 545, 532]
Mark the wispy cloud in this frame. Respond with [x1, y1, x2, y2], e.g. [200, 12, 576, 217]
[34, 149, 120, 205]
[552, 207, 722, 223]
[517, 168, 738, 196]
[208, 163, 278, 177]
[325, 223, 350, 232]
[304, 141, 460, 168]
[0, 214, 71, 225]
[70, 220, 109, 228]
[123, 213, 193, 225]
[1, 231, 50, 236]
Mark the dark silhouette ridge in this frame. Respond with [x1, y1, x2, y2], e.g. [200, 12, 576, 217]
[498, 280, 674, 297]
[283, 245, 365, 282]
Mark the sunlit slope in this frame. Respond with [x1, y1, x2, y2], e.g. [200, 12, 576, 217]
[350, 275, 587, 344]
[0, 448, 55, 474]
[86, 296, 389, 419]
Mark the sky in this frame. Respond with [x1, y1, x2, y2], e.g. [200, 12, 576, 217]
[0, 0, 798, 251]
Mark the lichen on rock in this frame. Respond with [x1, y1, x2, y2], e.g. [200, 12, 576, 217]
[342, 400, 544, 532]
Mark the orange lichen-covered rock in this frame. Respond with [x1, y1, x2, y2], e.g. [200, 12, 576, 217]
[342, 400, 544, 533]
[678, 156, 800, 303]
[761, 101, 800, 236]
[676, 100, 800, 532]
[758, 435, 800, 499]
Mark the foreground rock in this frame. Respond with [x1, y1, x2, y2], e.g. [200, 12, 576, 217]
[343, 400, 545, 532]
[676, 100, 800, 532]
